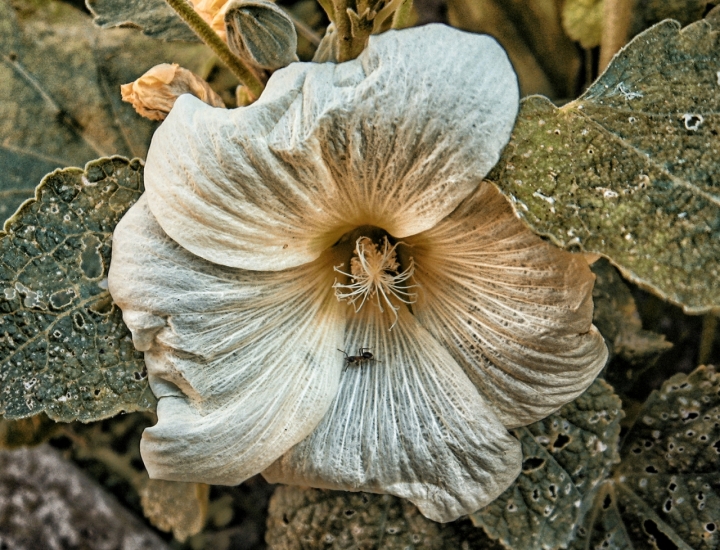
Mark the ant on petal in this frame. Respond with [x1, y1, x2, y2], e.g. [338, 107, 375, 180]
[338, 347, 379, 371]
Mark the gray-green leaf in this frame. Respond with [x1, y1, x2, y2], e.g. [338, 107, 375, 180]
[572, 365, 720, 550]
[0, 0, 208, 223]
[86, 0, 199, 41]
[472, 379, 623, 550]
[488, 18, 720, 314]
[266, 486, 504, 549]
[0, 157, 153, 422]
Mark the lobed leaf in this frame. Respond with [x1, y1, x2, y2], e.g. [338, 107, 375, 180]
[266, 486, 504, 549]
[472, 379, 624, 549]
[488, 18, 720, 314]
[0, 157, 153, 422]
[0, 0, 209, 223]
[572, 365, 720, 550]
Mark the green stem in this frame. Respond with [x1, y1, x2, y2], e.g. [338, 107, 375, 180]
[698, 314, 718, 366]
[164, 0, 264, 99]
[391, 0, 413, 29]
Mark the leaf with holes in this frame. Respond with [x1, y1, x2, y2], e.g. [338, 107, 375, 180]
[266, 486, 504, 549]
[0, 156, 154, 422]
[572, 365, 720, 550]
[86, 0, 198, 41]
[471, 379, 624, 550]
[487, 18, 720, 314]
[0, 0, 208, 222]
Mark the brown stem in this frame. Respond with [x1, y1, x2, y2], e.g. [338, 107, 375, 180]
[332, 0, 355, 61]
[600, 0, 632, 72]
[164, 0, 264, 100]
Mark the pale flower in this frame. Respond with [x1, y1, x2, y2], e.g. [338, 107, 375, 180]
[108, 25, 607, 523]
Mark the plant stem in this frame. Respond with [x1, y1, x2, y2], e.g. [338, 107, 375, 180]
[699, 314, 718, 365]
[332, 0, 354, 61]
[391, 0, 413, 29]
[164, 0, 264, 100]
[600, 0, 632, 72]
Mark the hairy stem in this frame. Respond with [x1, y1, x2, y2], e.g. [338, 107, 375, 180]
[391, 0, 414, 28]
[164, 0, 264, 100]
[332, 0, 355, 61]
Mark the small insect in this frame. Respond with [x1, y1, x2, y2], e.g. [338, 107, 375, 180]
[338, 347, 379, 371]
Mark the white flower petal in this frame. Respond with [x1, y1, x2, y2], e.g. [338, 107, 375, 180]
[144, 24, 519, 271]
[406, 182, 608, 428]
[262, 306, 522, 523]
[108, 197, 345, 484]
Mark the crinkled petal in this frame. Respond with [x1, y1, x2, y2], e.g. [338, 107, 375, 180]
[262, 306, 522, 523]
[144, 24, 519, 271]
[108, 197, 345, 484]
[405, 182, 608, 428]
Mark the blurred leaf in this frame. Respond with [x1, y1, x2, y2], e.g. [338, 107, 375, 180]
[471, 379, 623, 549]
[488, 18, 720, 314]
[0, 413, 58, 448]
[630, 0, 714, 36]
[446, 0, 580, 98]
[0, 0, 209, 222]
[572, 365, 720, 549]
[86, 0, 198, 41]
[562, 0, 604, 48]
[592, 258, 672, 376]
[267, 486, 504, 550]
[0, 156, 154, 422]
[139, 478, 209, 542]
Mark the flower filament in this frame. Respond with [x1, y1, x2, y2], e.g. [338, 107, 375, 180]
[333, 236, 418, 328]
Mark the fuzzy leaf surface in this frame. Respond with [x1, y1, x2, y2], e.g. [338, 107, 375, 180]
[471, 379, 623, 550]
[572, 365, 720, 550]
[488, 19, 720, 314]
[0, 0, 207, 222]
[86, 0, 199, 41]
[266, 486, 504, 549]
[0, 157, 153, 422]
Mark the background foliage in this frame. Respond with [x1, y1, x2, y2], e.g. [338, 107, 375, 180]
[0, 0, 719, 548]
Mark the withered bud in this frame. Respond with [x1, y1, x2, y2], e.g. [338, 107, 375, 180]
[121, 64, 225, 121]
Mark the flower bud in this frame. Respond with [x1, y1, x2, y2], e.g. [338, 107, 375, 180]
[225, 0, 298, 71]
[312, 22, 338, 63]
[121, 64, 225, 121]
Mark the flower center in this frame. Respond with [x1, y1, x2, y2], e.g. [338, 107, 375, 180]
[333, 235, 418, 329]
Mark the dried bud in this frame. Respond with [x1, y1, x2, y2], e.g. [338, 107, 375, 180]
[120, 64, 225, 121]
[189, 0, 231, 40]
[225, 0, 298, 71]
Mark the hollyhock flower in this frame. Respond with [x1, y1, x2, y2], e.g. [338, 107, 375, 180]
[108, 24, 607, 523]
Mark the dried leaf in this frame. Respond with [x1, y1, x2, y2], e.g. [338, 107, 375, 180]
[0, 157, 153, 422]
[0, 0, 209, 222]
[472, 379, 623, 549]
[572, 365, 720, 550]
[488, 19, 720, 314]
[139, 478, 209, 542]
